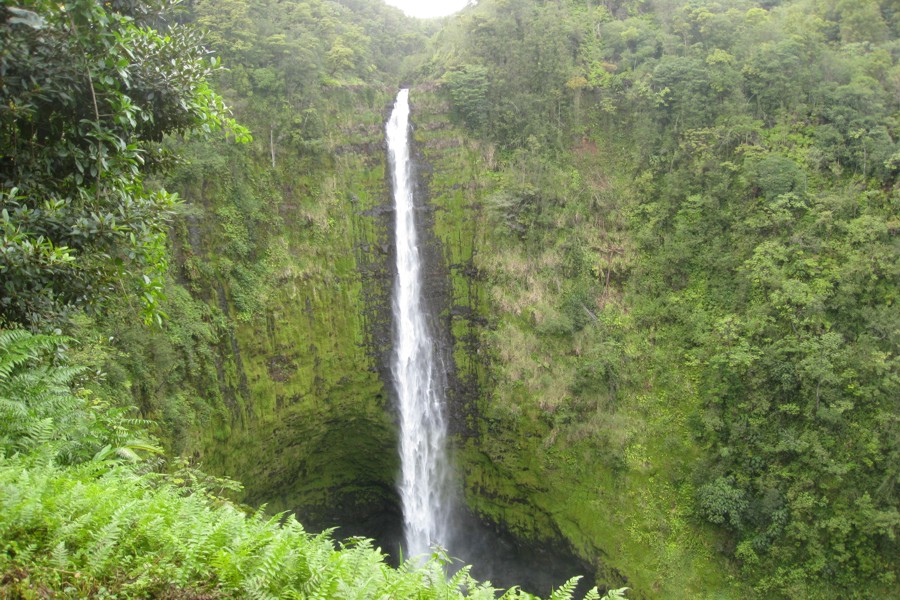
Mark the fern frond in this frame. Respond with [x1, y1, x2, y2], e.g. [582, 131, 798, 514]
[0, 331, 67, 382]
[448, 564, 473, 589]
[0, 330, 39, 381]
[49, 540, 70, 569]
[549, 576, 581, 600]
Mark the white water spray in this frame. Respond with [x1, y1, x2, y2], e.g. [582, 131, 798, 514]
[387, 89, 452, 560]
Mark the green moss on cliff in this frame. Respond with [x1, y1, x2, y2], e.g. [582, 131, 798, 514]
[81, 85, 403, 535]
[410, 84, 746, 599]
[188, 89, 399, 529]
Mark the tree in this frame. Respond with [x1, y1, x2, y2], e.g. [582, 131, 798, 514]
[442, 64, 489, 131]
[0, 0, 248, 329]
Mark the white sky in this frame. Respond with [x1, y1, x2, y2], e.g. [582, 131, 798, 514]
[383, 0, 471, 19]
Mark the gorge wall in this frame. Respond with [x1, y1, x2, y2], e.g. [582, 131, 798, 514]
[407, 88, 737, 598]
[165, 81, 622, 592]
[167, 87, 403, 544]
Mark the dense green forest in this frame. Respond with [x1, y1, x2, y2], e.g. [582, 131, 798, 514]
[423, 0, 899, 597]
[1, 0, 897, 598]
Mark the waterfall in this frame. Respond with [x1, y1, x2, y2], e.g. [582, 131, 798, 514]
[387, 88, 452, 560]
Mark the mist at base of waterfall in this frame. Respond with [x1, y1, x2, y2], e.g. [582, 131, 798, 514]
[323, 505, 594, 598]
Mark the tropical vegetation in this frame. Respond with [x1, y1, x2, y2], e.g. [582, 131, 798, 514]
[1, 0, 896, 598]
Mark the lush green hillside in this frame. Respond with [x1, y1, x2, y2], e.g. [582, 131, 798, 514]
[419, 0, 899, 597]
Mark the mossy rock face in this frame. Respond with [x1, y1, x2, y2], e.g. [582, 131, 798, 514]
[409, 86, 569, 548]
[408, 90, 493, 438]
[177, 87, 402, 544]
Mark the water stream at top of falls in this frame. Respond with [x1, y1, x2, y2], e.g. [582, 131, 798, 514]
[387, 88, 453, 560]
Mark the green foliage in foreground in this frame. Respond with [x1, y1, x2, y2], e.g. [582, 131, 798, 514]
[1, 458, 510, 599]
[0, 330, 621, 600]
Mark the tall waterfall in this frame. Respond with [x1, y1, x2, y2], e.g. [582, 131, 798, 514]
[387, 88, 452, 559]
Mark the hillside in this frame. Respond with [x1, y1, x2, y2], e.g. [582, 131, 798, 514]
[416, 0, 899, 596]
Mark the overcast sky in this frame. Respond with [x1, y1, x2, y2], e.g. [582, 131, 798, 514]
[383, 0, 471, 19]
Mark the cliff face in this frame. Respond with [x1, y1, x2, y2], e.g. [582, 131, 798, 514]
[167, 82, 606, 586]
[406, 86, 746, 598]
[165, 87, 402, 545]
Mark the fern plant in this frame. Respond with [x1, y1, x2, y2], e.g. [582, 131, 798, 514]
[0, 329, 160, 464]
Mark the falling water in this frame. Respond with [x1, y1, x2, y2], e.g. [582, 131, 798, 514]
[387, 88, 452, 560]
